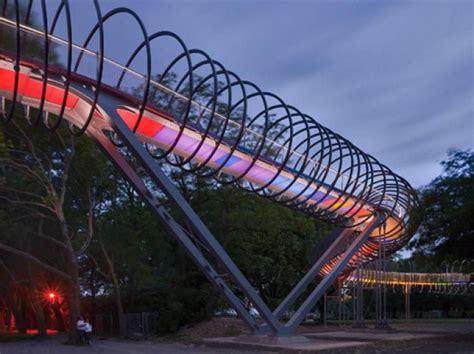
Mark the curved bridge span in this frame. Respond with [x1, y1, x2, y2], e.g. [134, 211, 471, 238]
[0, 1, 418, 336]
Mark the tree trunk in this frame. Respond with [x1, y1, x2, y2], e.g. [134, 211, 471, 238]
[51, 300, 66, 332]
[0, 308, 5, 330]
[8, 297, 26, 334]
[107, 255, 126, 337]
[5, 308, 12, 329]
[27, 256, 47, 338]
[30, 283, 47, 338]
[67, 258, 81, 344]
[57, 204, 83, 344]
[89, 271, 97, 323]
[99, 239, 126, 337]
[112, 278, 126, 338]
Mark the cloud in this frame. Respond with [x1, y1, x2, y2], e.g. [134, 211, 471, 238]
[70, 0, 473, 188]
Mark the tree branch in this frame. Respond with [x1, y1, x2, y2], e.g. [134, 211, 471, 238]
[28, 230, 69, 251]
[0, 185, 48, 202]
[0, 158, 50, 190]
[74, 188, 94, 257]
[12, 121, 51, 186]
[89, 253, 110, 281]
[0, 242, 72, 283]
[58, 135, 75, 210]
[0, 196, 56, 213]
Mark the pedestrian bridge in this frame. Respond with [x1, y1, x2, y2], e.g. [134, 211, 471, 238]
[0, 1, 418, 336]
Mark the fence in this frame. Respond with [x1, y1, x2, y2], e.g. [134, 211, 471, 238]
[95, 312, 159, 338]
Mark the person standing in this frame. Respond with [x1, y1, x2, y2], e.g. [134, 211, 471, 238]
[76, 316, 86, 343]
[84, 318, 93, 345]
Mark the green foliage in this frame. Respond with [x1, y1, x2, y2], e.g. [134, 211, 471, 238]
[409, 149, 474, 261]
[193, 186, 326, 309]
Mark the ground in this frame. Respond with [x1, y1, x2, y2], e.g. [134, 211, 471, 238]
[0, 338, 253, 354]
[0, 319, 473, 353]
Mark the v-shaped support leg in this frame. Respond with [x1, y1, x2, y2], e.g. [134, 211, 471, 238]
[273, 227, 355, 320]
[77, 84, 385, 337]
[89, 93, 286, 335]
[283, 214, 384, 331]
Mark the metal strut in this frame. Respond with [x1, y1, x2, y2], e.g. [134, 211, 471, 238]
[284, 214, 384, 332]
[273, 227, 355, 319]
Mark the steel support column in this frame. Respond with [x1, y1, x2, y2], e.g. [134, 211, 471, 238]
[353, 258, 366, 328]
[375, 229, 390, 329]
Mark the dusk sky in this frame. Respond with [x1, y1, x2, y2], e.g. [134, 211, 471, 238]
[69, 0, 473, 188]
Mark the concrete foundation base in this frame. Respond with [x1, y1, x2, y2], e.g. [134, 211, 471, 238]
[202, 329, 446, 352]
[230, 334, 311, 345]
[202, 334, 370, 352]
[305, 329, 442, 342]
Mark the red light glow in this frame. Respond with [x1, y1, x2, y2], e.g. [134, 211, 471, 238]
[43, 288, 60, 303]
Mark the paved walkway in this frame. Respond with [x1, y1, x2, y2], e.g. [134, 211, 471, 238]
[0, 338, 262, 354]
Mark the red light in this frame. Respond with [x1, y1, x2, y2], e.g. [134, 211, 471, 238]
[42, 288, 60, 304]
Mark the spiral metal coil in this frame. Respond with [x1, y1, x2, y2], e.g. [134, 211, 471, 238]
[0, 0, 418, 265]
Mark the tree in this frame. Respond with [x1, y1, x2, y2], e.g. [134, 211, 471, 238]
[86, 179, 159, 337]
[0, 120, 110, 342]
[409, 149, 473, 261]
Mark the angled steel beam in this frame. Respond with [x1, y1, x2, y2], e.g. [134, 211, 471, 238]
[284, 213, 384, 331]
[91, 126, 263, 334]
[273, 226, 354, 319]
[92, 91, 284, 335]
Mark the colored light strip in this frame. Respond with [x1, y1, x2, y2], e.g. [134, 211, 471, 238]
[115, 107, 371, 219]
[345, 270, 472, 287]
[0, 67, 79, 108]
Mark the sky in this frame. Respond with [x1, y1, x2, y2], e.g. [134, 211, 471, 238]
[64, 0, 473, 188]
